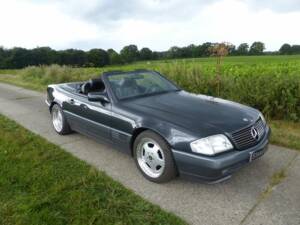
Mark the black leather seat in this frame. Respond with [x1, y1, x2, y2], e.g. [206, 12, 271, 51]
[81, 78, 105, 95]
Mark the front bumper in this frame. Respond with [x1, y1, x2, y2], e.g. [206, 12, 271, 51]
[172, 125, 271, 183]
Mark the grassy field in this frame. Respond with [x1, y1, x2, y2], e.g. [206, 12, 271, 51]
[0, 55, 299, 121]
[0, 55, 299, 151]
[0, 114, 186, 225]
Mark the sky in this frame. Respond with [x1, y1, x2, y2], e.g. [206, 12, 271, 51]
[0, 0, 299, 52]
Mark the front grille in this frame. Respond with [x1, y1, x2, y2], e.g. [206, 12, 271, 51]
[230, 118, 265, 150]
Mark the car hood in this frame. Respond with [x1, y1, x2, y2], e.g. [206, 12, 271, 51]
[124, 91, 259, 135]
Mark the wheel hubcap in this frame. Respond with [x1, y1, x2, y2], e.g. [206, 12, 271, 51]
[137, 138, 165, 178]
[52, 106, 63, 132]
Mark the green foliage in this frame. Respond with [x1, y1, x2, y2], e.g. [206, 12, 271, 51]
[0, 115, 187, 225]
[2, 42, 300, 69]
[1, 55, 300, 121]
[139, 47, 153, 60]
[59, 49, 87, 66]
[280, 44, 300, 55]
[107, 49, 122, 65]
[19, 65, 98, 87]
[120, 45, 139, 63]
[279, 43, 292, 55]
[270, 120, 300, 151]
[236, 43, 249, 55]
[249, 42, 265, 55]
[87, 49, 109, 67]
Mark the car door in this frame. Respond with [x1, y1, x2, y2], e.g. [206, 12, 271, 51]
[79, 96, 112, 141]
[63, 92, 88, 133]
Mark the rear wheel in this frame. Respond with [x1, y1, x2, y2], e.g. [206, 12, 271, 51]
[133, 130, 177, 183]
[51, 104, 71, 135]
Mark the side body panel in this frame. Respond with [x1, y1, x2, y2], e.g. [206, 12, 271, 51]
[47, 84, 134, 154]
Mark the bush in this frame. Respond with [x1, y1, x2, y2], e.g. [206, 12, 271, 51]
[14, 56, 300, 121]
[20, 65, 98, 85]
[153, 62, 300, 121]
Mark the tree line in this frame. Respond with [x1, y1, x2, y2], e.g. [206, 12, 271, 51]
[0, 42, 299, 69]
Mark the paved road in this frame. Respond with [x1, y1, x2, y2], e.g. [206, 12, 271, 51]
[0, 82, 299, 225]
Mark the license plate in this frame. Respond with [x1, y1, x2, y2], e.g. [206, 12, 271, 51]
[249, 146, 267, 162]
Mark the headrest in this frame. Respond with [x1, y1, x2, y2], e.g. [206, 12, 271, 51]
[81, 82, 91, 95]
[89, 78, 104, 90]
[81, 78, 105, 94]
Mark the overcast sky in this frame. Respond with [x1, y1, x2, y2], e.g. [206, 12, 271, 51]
[0, 0, 299, 51]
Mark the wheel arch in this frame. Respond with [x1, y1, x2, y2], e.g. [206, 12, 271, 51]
[130, 126, 172, 156]
[49, 101, 58, 112]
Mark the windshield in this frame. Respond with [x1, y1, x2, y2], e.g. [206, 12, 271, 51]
[107, 71, 179, 100]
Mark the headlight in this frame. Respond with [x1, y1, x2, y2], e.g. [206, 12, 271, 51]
[190, 134, 233, 155]
[259, 112, 266, 124]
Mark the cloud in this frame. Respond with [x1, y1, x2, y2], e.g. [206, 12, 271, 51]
[55, 0, 217, 23]
[244, 0, 300, 13]
[0, 0, 299, 51]
[198, 0, 300, 49]
[0, 0, 102, 49]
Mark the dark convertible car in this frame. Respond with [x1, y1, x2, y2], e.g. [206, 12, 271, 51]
[46, 70, 270, 183]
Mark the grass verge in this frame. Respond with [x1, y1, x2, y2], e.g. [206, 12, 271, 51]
[269, 120, 300, 151]
[0, 74, 45, 91]
[0, 114, 187, 225]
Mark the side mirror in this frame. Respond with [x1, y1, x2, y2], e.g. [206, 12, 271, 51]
[88, 92, 110, 103]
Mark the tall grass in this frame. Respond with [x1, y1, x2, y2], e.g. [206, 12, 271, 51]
[4, 55, 300, 121]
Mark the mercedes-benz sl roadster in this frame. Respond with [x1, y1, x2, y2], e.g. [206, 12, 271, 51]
[46, 70, 270, 183]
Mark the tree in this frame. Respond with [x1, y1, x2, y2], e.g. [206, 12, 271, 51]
[291, 45, 300, 54]
[8, 47, 31, 68]
[279, 44, 292, 55]
[186, 44, 200, 58]
[0, 47, 5, 68]
[167, 46, 183, 59]
[249, 42, 265, 55]
[151, 51, 161, 60]
[87, 49, 109, 67]
[107, 49, 122, 65]
[68, 49, 87, 66]
[110, 52, 122, 65]
[58, 49, 87, 66]
[199, 42, 212, 57]
[120, 45, 139, 63]
[227, 44, 236, 55]
[236, 43, 249, 55]
[139, 47, 152, 60]
[31, 47, 57, 66]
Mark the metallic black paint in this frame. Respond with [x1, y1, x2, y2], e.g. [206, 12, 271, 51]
[46, 70, 271, 182]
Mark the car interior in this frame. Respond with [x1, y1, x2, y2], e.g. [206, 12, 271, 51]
[80, 78, 106, 95]
[73, 73, 165, 100]
[111, 78, 146, 99]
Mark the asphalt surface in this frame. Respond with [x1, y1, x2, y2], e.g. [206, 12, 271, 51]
[0, 82, 299, 225]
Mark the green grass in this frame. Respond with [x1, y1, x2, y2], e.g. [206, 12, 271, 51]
[0, 55, 300, 151]
[1, 55, 300, 121]
[0, 114, 187, 225]
[269, 120, 300, 151]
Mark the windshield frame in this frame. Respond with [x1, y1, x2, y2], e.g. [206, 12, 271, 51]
[103, 70, 181, 102]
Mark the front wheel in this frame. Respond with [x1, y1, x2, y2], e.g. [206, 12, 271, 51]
[51, 104, 72, 135]
[133, 130, 177, 183]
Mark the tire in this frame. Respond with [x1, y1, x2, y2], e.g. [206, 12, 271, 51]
[51, 104, 72, 135]
[133, 130, 178, 183]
